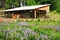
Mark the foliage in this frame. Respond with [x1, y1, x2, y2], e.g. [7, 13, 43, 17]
[5, 0, 19, 9]
[4, 0, 60, 12]
[0, 18, 60, 40]
[26, 0, 36, 6]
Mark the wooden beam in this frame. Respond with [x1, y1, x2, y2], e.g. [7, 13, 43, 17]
[34, 10, 36, 19]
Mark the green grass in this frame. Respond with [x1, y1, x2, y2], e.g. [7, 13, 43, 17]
[0, 11, 60, 40]
[0, 20, 60, 40]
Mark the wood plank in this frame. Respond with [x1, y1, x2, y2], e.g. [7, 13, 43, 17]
[34, 10, 36, 19]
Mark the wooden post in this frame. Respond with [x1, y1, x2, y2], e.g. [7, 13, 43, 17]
[34, 10, 36, 19]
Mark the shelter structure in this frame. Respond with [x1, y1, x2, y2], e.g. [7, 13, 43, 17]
[0, 4, 51, 19]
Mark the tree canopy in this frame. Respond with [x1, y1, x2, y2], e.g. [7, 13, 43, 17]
[3, 0, 60, 12]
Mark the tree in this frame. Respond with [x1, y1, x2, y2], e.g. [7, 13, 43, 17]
[4, 0, 60, 12]
[5, 0, 11, 9]
[35, 0, 57, 10]
[5, 0, 27, 9]
[56, 0, 60, 12]
[26, 0, 36, 6]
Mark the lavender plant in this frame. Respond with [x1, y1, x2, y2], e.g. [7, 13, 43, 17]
[0, 19, 60, 40]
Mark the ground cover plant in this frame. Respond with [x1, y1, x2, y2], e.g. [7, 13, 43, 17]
[0, 11, 60, 40]
[0, 19, 60, 40]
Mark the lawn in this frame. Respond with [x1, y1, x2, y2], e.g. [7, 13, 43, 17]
[0, 11, 60, 40]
